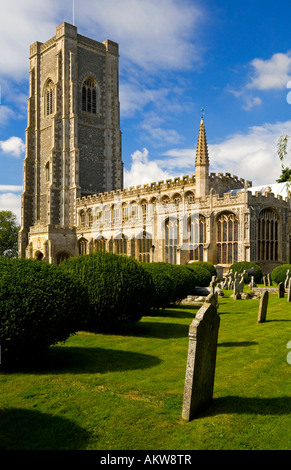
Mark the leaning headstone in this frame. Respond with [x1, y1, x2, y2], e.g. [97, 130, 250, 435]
[287, 279, 291, 302]
[257, 290, 269, 323]
[182, 303, 220, 421]
[263, 275, 268, 286]
[205, 291, 219, 308]
[278, 282, 284, 298]
[267, 273, 272, 286]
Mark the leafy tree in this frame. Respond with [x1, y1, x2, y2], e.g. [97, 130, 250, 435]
[276, 167, 291, 183]
[277, 135, 291, 183]
[0, 211, 20, 258]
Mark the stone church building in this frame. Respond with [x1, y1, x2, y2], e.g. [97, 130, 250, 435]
[19, 23, 291, 274]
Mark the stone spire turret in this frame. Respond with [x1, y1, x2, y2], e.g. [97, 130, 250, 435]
[195, 117, 209, 166]
[195, 117, 210, 198]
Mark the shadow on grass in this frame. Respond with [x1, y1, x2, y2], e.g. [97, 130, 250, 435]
[105, 321, 190, 339]
[148, 307, 198, 319]
[206, 395, 291, 417]
[218, 341, 258, 347]
[0, 408, 90, 450]
[1, 347, 162, 375]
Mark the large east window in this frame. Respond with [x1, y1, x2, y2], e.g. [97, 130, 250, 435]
[217, 212, 239, 264]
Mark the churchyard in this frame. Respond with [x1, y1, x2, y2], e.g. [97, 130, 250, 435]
[0, 282, 290, 450]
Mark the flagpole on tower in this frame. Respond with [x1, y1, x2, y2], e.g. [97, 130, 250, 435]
[73, 0, 75, 25]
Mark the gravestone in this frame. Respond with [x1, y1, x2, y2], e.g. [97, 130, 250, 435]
[267, 273, 272, 286]
[288, 279, 291, 302]
[182, 303, 220, 421]
[249, 276, 256, 289]
[278, 282, 284, 298]
[285, 269, 290, 290]
[257, 290, 269, 323]
[205, 291, 219, 308]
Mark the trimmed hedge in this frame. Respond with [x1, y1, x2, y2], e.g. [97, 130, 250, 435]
[230, 261, 263, 283]
[141, 263, 175, 308]
[60, 252, 154, 330]
[142, 262, 211, 308]
[186, 264, 212, 287]
[0, 258, 89, 365]
[271, 264, 291, 285]
[187, 261, 217, 277]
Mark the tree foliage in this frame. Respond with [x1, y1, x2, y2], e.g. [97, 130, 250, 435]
[277, 135, 291, 183]
[0, 211, 20, 258]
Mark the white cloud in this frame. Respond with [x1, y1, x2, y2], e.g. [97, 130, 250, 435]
[229, 52, 291, 110]
[148, 121, 291, 187]
[124, 148, 174, 188]
[0, 193, 21, 223]
[247, 53, 291, 91]
[0, 185, 22, 192]
[0, 136, 25, 157]
[0, 1, 63, 80]
[77, 0, 203, 72]
[242, 96, 262, 111]
[208, 121, 291, 186]
[0, 105, 15, 125]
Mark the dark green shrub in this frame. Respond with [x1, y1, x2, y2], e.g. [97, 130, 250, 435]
[271, 264, 291, 285]
[142, 263, 175, 308]
[230, 261, 263, 283]
[186, 264, 212, 287]
[187, 261, 217, 277]
[0, 258, 89, 365]
[60, 252, 154, 330]
[143, 263, 196, 304]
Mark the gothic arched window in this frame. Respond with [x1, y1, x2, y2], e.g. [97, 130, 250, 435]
[138, 232, 152, 262]
[82, 78, 97, 114]
[216, 212, 239, 264]
[188, 215, 206, 261]
[45, 79, 54, 116]
[165, 218, 178, 264]
[78, 238, 87, 256]
[115, 235, 127, 255]
[258, 208, 279, 261]
[95, 237, 106, 253]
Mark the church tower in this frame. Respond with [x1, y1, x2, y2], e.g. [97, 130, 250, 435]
[195, 117, 209, 198]
[19, 22, 123, 263]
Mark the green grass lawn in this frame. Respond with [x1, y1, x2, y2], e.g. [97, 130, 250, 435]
[0, 289, 291, 450]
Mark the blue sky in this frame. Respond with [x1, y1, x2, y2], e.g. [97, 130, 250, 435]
[1, 0, 291, 222]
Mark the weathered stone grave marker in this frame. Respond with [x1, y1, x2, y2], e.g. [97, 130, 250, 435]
[278, 282, 284, 298]
[257, 290, 269, 323]
[182, 303, 220, 421]
[287, 279, 291, 302]
[205, 291, 219, 309]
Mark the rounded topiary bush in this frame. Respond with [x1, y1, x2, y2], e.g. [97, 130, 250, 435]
[0, 258, 89, 365]
[188, 261, 217, 278]
[230, 261, 263, 284]
[60, 252, 154, 330]
[141, 262, 197, 306]
[271, 264, 291, 285]
[186, 264, 212, 287]
[142, 262, 175, 309]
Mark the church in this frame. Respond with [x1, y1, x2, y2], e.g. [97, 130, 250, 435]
[19, 22, 291, 275]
